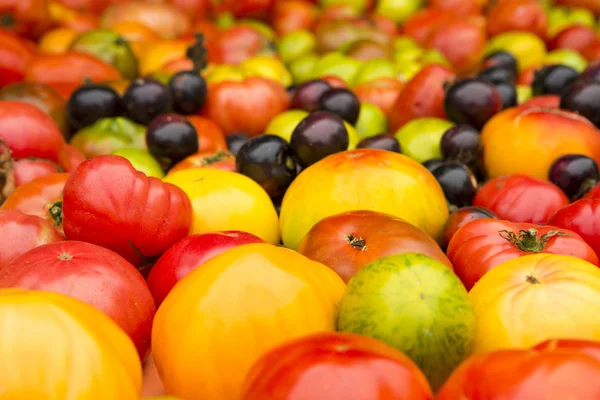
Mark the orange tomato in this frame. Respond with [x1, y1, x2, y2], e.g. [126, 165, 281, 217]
[103, 79, 130, 95]
[111, 21, 161, 60]
[37, 27, 77, 54]
[168, 150, 235, 174]
[139, 39, 194, 77]
[186, 116, 227, 153]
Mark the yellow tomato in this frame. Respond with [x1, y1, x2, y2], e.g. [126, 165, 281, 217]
[240, 55, 293, 87]
[484, 31, 547, 72]
[470, 254, 600, 354]
[140, 39, 192, 76]
[152, 243, 345, 400]
[0, 289, 142, 399]
[205, 64, 247, 84]
[38, 27, 77, 54]
[164, 168, 280, 244]
[280, 149, 449, 250]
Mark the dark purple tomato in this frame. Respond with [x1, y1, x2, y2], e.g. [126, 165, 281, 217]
[431, 160, 478, 210]
[444, 79, 503, 130]
[531, 64, 579, 96]
[226, 132, 251, 156]
[580, 61, 600, 82]
[494, 82, 518, 109]
[422, 158, 445, 173]
[146, 113, 198, 170]
[560, 79, 600, 128]
[123, 78, 172, 125]
[442, 206, 498, 249]
[290, 111, 349, 167]
[290, 80, 332, 112]
[482, 51, 518, 76]
[477, 66, 517, 85]
[548, 154, 599, 200]
[168, 71, 207, 115]
[317, 88, 361, 125]
[356, 134, 401, 152]
[67, 84, 122, 130]
[236, 134, 298, 198]
[440, 125, 482, 168]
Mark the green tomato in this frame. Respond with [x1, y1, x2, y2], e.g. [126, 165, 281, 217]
[69, 29, 138, 80]
[337, 252, 475, 390]
[548, 6, 595, 37]
[517, 85, 532, 104]
[394, 117, 454, 162]
[545, 49, 588, 72]
[484, 31, 547, 72]
[311, 53, 364, 84]
[393, 35, 421, 53]
[265, 109, 310, 142]
[352, 58, 398, 87]
[376, 0, 425, 24]
[355, 103, 388, 140]
[278, 30, 317, 65]
[394, 47, 423, 64]
[112, 148, 164, 178]
[289, 53, 319, 84]
[70, 117, 146, 158]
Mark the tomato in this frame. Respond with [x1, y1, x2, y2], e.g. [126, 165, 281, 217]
[474, 175, 569, 223]
[211, 0, 274, 19]
[482, 106, 600, 179]
[298, 210, 452, 283]
[486, 0, 547, 39]
[442, 206, 497, 249]
[164, 168, 280, 243]
[168, 150, 236, 174]
[447, 218, 599, 290]
[429, 0, 483, 16]
[0, 101, 65, 163]
[241, 332, 434, 400]
[186, 116, 227, 153]
[0, 289, 142, 398]
[139, 39, 193, 77]
[202, 77, 289, 137]
[520, 94, 560, 108]
[0, 172, 68, 231]
[0, 209, 63, 268]
[37, 27, 78, 54]
[389, 64, 455, 132]
[438, 339, 600, 399]
[548, 198, 600, 259]
[13, 158, 62, 187]
[152, 243, 345, 400]
[271, 0, 318, 36]
[0, 138, 13, 203]
[354, 77, 403, 118]
[0, 0, 53, 39]
[147, 231, 265, 306]
[585, 183, 600, 200]
[549, 25, 597, 53]
[280, 149, 449, 250]
[401, 9, 457, 45]
[208, 25, 274, 65]
[0, 82, 68, 137]
[62, 156, 193, 267]
[142, 355, 167, 397]
[469, 253, 600, 353]
[0, 28, 35, 87]
[110, 21, 161, 61]
[57, 143, 85, 172]
[69, 116, 146, 158]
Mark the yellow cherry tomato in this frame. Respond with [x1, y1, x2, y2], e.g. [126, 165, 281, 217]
[38, 27, 78, 54]
[240, 55, 293, 87]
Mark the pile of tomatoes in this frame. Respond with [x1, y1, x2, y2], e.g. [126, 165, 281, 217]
[3, 0, 600, 398]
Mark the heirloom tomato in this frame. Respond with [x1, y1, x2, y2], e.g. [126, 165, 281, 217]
[481, 106, 600, 179]
[447, 218, 598, 290]
[486, 0, 548, 39]
[401, 9, 457, 45]
[0, 289, 142, 399]
[484, 31, 547, 72]
[57, 144, 85, 172]
[586, 184, 600, 199]
[0, 0, 52, 39]
[0, 101, 65, 163]
[139, 39, 193, 77]
[0, 172, 69, 232]
[442, 206, 497, 249]
[12, 158, 61, 186]
[211, 0, 274, 19]
[474, 175, 569, 223]
[62, 156, 192, 267]
[202, 77, 290, 137]
[280, 149, 449, 250]
[186, 116, 227, 153]
[168, 150, 236, 174]
[207, 25, 275, 66]
[469, 254, 600, 354]
[0, 241, 156, 360]
[271, 0, 318, 36]
[37, 27, 78, 55]
[0, 209, 63, 268]
[241, 332, 434, 400]
[520, 94, 560, 109]
[147, 231, 264, 306]
[438, 339, 600, 400]
[164, 168, 280, 243]
[112, 148, 163, 179]
[354, 77, 403, 118]
[110, 21, 161, 61]
[298, 210, 452, 282]
[548, 198, 600, 258]
[0, 29, 34, 87]
[152, 243, 345, 400]
[70, 117, 146, 158]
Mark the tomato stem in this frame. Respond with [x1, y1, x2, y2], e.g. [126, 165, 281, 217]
[186, 33, 208, 73]
[499, 228, 570, 253]
[0, 138, 15, 206]
[345, 234, 368, 251]
[48, 201, 63, 228]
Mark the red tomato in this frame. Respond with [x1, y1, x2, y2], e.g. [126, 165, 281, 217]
[298, 210, 452, 283]
[241, 332, 434, 400]
[57, 144, 86, 172]
[0, 101, 65, 163]
[147, 231, 265, 306]
[549, 25, 597, 52]
[211, 0, 274, 19]
[0, 241, 156, 360]
[0, 0, 53, 39]
[13, 158, 61, 187]
[0, 28, 35, 87]
[534, 338, 600, 360]
[442, 206, 497, 249]
[401, 8, 457, 45]
[354, 78, 403, 118]
[0, 209, 63, 268]
[168, 150, 236, 174]
[486, 0, 547, 39]
[62, 155, 193, 267]
[520, 94, 560, 109]
[208, 26, 272, 65]
[437, 339, 600, 399]
[202, 77, 290, 136]
[271, 0, 318, 36]
[447, 218, 599, 290]
[187, 116, 227, 153]
[548, 198, 600, 259]
[474, 175, 569, 224]
[320, 75, 348, 89]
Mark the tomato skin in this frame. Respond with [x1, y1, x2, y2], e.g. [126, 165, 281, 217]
[202, 77, 290, 137]
[208, 26, 273, 65]
[0, 209, 63, 268]
[442, 206, 497, 249]
[298, 210, 452, 283]
[13, 158, 61, 187]
[447, 218, 599, 290]
[241, 332, 434, 400]
[62, 155, 193, 266]
[437, 339, 600, 399]
[486, 0, 547, 39]
[186, 116, 227, 153]
[147, 231, 265, 306]
[520, 94, 560, 109]
[401, 9, 457, 45]
[0, 241, 156, 360]
[169, 150, 236, 174]
[57, 144, 86, 172]
[548, 198, 600, 259]
[354, 78, 403, 118]
[271, 0, 318, 36]
[212, 0, 274, 19]
[0, 101, 65, 163]
[0, 29, 35, 87]
[474, 175, 569, 224]
[0, 0, 53, 39]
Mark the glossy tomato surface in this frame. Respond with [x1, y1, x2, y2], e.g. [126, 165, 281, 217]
[442, 206, 497, 249]
[12, 158, 61, 187]
[168, 150, 236, 174]
[548, 198, 600, 258]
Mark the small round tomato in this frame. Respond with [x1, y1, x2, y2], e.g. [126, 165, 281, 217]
[486, 0, 548, 39]
[442, 206, 498, 249]
[186, 116, 227, 153]
[548, 198, 600, 259]
[13, 158, 62, 187]
[354, 78, 403, 118]
[447, 218, 599, 290]
[168, 150, 236, 174]
[208, 25, 274, 65]
[474, 174, 569, 223]
[271, 0, 318, 36]
[0, 209, 63, 268]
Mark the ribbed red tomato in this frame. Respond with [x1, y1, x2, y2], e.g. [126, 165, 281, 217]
[0, 241, 156, 360]
[548, 198, 600, 259]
